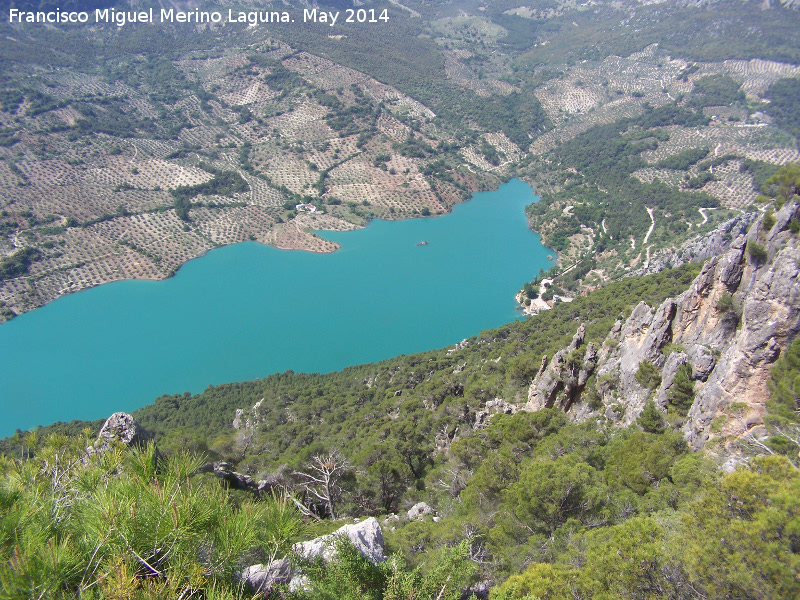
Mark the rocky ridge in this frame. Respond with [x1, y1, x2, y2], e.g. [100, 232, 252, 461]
[626, 212, 757, 278]
[526, 200, 800, 454]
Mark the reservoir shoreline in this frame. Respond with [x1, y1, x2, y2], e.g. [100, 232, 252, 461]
[0, 179, 553, 437]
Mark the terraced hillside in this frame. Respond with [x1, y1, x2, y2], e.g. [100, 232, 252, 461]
[515, 53, 800, 295]
[0, 29, 495, 321]
[1, 0, 799, 322]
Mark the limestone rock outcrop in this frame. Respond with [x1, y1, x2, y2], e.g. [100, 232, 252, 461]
[98, 412, 148, 445]
[526, 323, 595, 412]
[407, 502, 436, 520]
[683, 208, 800, 449]
[294, 517, 386, 565]
[628, 212, 757, 278]
[233, 398, 265, 430]
[242, 518, 386, 596]
[525, 201, 800, 454]
[210, 461, 279, 496]
[473, 398, 519, 428]
[241, 559, 292, 596]
[86, 412, 150, 457]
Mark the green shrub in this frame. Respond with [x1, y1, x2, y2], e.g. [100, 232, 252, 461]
[667, 363, 696, 413]
[762, 208, 776, 231]
[716, 291, 735, 314]
[0, 247, 41, 281]
[296, 538, 475, 600]
[638, 401, 666, 434]
[0, 439, 304, 599]
[635, 360, 662, 391]
[746, 240, 768, 262]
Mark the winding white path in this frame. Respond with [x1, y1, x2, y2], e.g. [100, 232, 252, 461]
[661, 79, 675, 101]
[561, 262, 579, 276]
[643, 207, 655, 245]
[710, 143, 723, 173]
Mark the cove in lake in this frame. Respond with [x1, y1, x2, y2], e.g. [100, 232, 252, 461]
[0, 179, 553, 437]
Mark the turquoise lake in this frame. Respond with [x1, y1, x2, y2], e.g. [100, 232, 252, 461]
[0, 179, 552, 437]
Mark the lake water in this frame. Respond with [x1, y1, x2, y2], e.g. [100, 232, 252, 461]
[0, 179, 552, 436]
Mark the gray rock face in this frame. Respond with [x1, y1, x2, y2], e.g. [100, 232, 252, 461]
[717, 239, 746, 292]
[242, 518, 386, 596]
[644, 299, 677, 362]
[241, 558, 292, 596]
[526, 324, 592, 412]
[569, 323, 586, 351]
[688, 344, 716, 381]
[577, 343, 597, 388]
[473, 398, 519, 429]
[769, 201, 800, 245]
[407, 502, 436, 520]
[526, 351, 563, 411]
[233, 398, 265, 430]
[87, 412, 150, 457]
[588, 297, 679, 424]
[628, 212, 757, 278]
[522, 201, 800, 455]
[294, 517, 386, 565]
[213, 462, 255, 491]
[211, 462, 281, 496]
[624, 224, 798, 440]
[98, 412, 147, 446]
[684, 239, 800, 449]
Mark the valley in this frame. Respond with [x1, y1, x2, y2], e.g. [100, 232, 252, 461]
[1, 1, 799, 322]
[1, 2, 800, 599]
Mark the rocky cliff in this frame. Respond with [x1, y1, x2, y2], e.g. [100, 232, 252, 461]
[526, 200, 800, 455]
[626, 212, 757, 278]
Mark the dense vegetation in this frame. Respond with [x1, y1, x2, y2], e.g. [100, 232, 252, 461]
[525, 104, 717, 254]
[0, 247, 41, 281]
[489, 452, 800, 600]
[3, 261, 800, 597]
[688, 74, 746, 109]
[171, 168, 250, 222]
[766, 338, 800, 458]
[263, 6, 548, 151]
[0, 434, 477, 600]
[764, 77, 800, 139]
[3, 1, 800, 596]
[4, 419, 799, 599]
[656, 147, 709, 171]
[4, 335, 800, 599]
[0, 440, 304, 599]
[509, 0, 800, 66]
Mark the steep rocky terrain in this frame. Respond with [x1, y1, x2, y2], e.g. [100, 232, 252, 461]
[526, 200, 800, 456]
[626, 212, 757, 278]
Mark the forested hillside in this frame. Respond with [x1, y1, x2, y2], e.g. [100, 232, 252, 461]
[2, 341, 798, 599]
[4, 206, 800, 597]
[3, 1, 800, 597]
